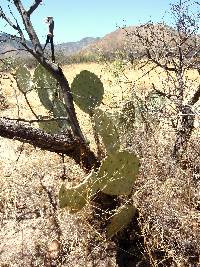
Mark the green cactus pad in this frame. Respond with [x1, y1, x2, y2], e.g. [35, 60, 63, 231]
[97, 151, 139, 195]
[119, 101, 135, 130]
[59, 184, 88, 213]
[37, 115, 60, 134]
[15, 65, 32, 93]
[33, 64, 57, 110]
[52, 99, 70, 130]
[93, 108, 120, 153]
[71, 70, 104, 114]
[146, 91, 165, 113]
[106, 204, 136, 239]
[59, 171, 99, 213]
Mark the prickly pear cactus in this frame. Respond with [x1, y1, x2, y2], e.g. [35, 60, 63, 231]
[37, 115, 60, 134]
[37, 99, 70, 134]
[106, 204, 136, 239]
[15, 65, 32, 93]
[135, 91, 165, 128]
[146, 90, 165, 113]
[71, 70, 104, 114]
[97, 151, 139, 195]
[59, 151, 139, 212]
[52, 99, 70, 130]
[119, 100, 135, 130]
[93, 108, 120, 153]
[59, 171, 99, 213]
[59, 184, 88, 213]
[33, 64, 70, 133]
[33, 64, 57, 110]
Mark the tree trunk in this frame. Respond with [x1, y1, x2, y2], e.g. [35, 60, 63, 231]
[172, 105, 195, 160]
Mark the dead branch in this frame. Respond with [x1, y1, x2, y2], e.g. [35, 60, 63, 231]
[27, 0, 42, 17]
[0, 118, 97, 169]
[189, 85, 200, 105]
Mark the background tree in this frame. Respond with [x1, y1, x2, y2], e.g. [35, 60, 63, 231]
[126, 0, 200, 161]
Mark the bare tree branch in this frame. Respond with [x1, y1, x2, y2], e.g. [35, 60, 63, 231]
[0, 7, 19, 31]
[0, 118, 98, 170]
[13, 0, 43, 53]
[0, 0, 96, 170]
[146, 48, 177, 72]
[27, 0, 42, 17]
[1, 116, 69, 124]
[152, 83, 172, 100]
[8, 0, 85, 142]
[189, 85, 200, 105]
[0, 49, 27, 55]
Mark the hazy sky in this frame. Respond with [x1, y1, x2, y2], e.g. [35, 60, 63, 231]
[0, 0, 173, 44]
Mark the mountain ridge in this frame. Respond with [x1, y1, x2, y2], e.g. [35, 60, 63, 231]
[0, 33, 99, 57]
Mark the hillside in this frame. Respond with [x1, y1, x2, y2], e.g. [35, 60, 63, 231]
[0, 33, 99, 57]
[56, 37, 100, 55]
[79, 23, 200, 60]
[1, 24, 199, 62]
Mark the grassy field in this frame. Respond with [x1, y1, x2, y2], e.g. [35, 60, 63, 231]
[0, 62, 199, 266]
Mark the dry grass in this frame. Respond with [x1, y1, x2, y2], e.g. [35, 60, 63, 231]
[131, 128, 200, 266]
[0, 62, 199, 266]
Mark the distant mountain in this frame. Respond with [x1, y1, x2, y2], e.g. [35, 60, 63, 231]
[0, 33, 21, 53]
[1, 24, 199, 62]
[79, 24, 179, 58]
[56, 37, 100, 55]
[79, 23, 200, 60]
[0, 33, 99, 57]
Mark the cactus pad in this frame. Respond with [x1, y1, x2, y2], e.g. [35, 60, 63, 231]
[15, 65, 32, 93]
[37, 115, 60, 134]
[59, 184, 88, 213]
[93, 108, 120, 153]
[52, 99, 70, 130]
[97, 151, 139, 195]
[59, 171, 99, 213]
[119, 101, 135, 130]
[33, 64, 57, 110]
[71, 70, 104, 114]
[146, 91, 165, 113]
[106, 204, 136, 239]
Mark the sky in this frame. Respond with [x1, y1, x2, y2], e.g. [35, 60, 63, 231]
[0, 0, 174, 44]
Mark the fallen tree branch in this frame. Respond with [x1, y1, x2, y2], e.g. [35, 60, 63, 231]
[0, 118, 98, 170]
